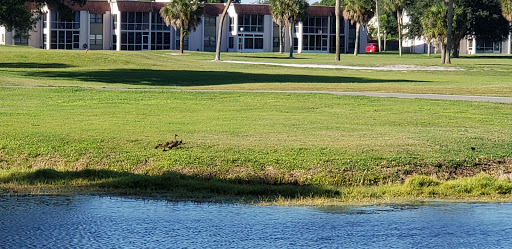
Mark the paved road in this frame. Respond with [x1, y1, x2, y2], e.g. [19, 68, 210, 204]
[3, 86, 512, 103]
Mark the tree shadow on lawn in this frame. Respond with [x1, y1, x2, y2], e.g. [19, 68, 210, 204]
[0, 62, 73, 69]
[25, 69, 425, 87]
[1, 168, 340, 200]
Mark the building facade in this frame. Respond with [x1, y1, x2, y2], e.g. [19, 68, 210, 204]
[0, 0, 367, 54]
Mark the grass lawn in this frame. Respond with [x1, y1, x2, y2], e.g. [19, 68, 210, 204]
[1, 46, 511, 204]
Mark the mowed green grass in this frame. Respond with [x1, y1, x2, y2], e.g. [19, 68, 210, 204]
[1, 46, 512, 96]
[1, 46, 511, 202]
[1, 88, 510, 182]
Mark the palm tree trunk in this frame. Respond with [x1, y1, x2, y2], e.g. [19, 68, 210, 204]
[335, 0, 341, 61]
[288, 23, 294, 58]
[427, 42, 431, 57]
[214, 0, 233, 61]
[445, 0, 454, 64]
[354, 22, 360, 56]
[180, 28, 184, 54]
[397, 11, 402, 57]
[376, 0, 381, 52]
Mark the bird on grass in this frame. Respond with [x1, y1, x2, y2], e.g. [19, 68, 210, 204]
[155, 134, 181, 151]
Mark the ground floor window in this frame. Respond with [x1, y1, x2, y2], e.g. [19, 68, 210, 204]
[204, 36, 216, 51]
[120, 31, 149, 50]
[229, 37, 234, 49]
[476, 40, 501, 53]
[329, 35, 345, 53]
[50, 30, 79, 49]
[303, 34, 328, 51]
[238, 34, 263, 50]
[151, 31, 171, 50]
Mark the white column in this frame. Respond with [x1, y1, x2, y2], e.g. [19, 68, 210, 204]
[45, 11, 51, 49]
[297, 22, 303, 53]
[116, 13, 121, 51]
[472, 38, 476, 54]
[79, 11, 89, 50]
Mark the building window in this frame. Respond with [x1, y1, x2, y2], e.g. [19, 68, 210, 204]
[476, 40, 502, 53]
[50, 12, 80, 49]
[238, 15, 264, 33]
[204, 16, 216, 51]
[229, 17, 234, 32]
[121, 12, 149, 31]
[229, 37, 234, 49]
[238, 34, 263, 49]
[90, 14, 103, 23]
[120, 12, 150, 50]
[90, 35, 103, 45]
[151, 32, 171, 50]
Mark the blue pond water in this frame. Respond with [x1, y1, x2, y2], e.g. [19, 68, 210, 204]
[1, 195, 512, 248]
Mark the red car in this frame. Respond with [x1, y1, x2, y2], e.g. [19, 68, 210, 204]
[366, 43, 379, 53]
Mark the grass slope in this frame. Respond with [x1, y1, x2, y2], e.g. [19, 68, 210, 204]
[1, 46, 511, 203]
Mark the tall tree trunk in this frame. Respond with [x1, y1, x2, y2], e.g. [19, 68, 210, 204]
[444, 0, 454, 64]
[397, 11, 402, 57]
[335, 0, 341, 61]
[279, 24, 284, 54]
[180, 28, 184, 54]
[288, 23, 294, 58]
[376, 0, 381, 52]
[452, 37, 460, 58]
[354, 22, 360, 56]
[427, 42, 431, 57]
[214, 0, 233, 61]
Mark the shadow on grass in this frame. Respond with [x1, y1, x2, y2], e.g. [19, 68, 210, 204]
[0, 63, 73, 69]
[1, 169, 340, 200]
[24, 69, 425, 87]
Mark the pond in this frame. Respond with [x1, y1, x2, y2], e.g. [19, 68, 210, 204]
[1, 195, 512, 248]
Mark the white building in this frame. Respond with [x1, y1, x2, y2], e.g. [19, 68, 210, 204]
[1, 1, 367, 54]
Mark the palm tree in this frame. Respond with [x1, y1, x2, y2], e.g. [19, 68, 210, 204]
[283, 0, 309, 58]
[420, 2, 447, 57]
[215, 0, 234, 61]
[160, 0, 204, 54]
[383, 0, 406, 57]
[500, 0, 512, 54]
[270, 0, 286, 54]
[335, 0, 341, 61]
[444, 0, 454, 64]
[343, 0, 374, 56]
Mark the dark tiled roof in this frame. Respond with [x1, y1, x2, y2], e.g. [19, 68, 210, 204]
[45, 0, 110, 14]
[233, 4, 270, 15]
[117, 1, 153, 12]
[152, 2, 167, 12]
[307, 5, 336, 16]
[204, 3, 225, 16]
[69, 0, 110, 14]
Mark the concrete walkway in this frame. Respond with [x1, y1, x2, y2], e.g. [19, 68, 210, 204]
[3, 86, 512, 103]
[221, 60, 464, 71]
